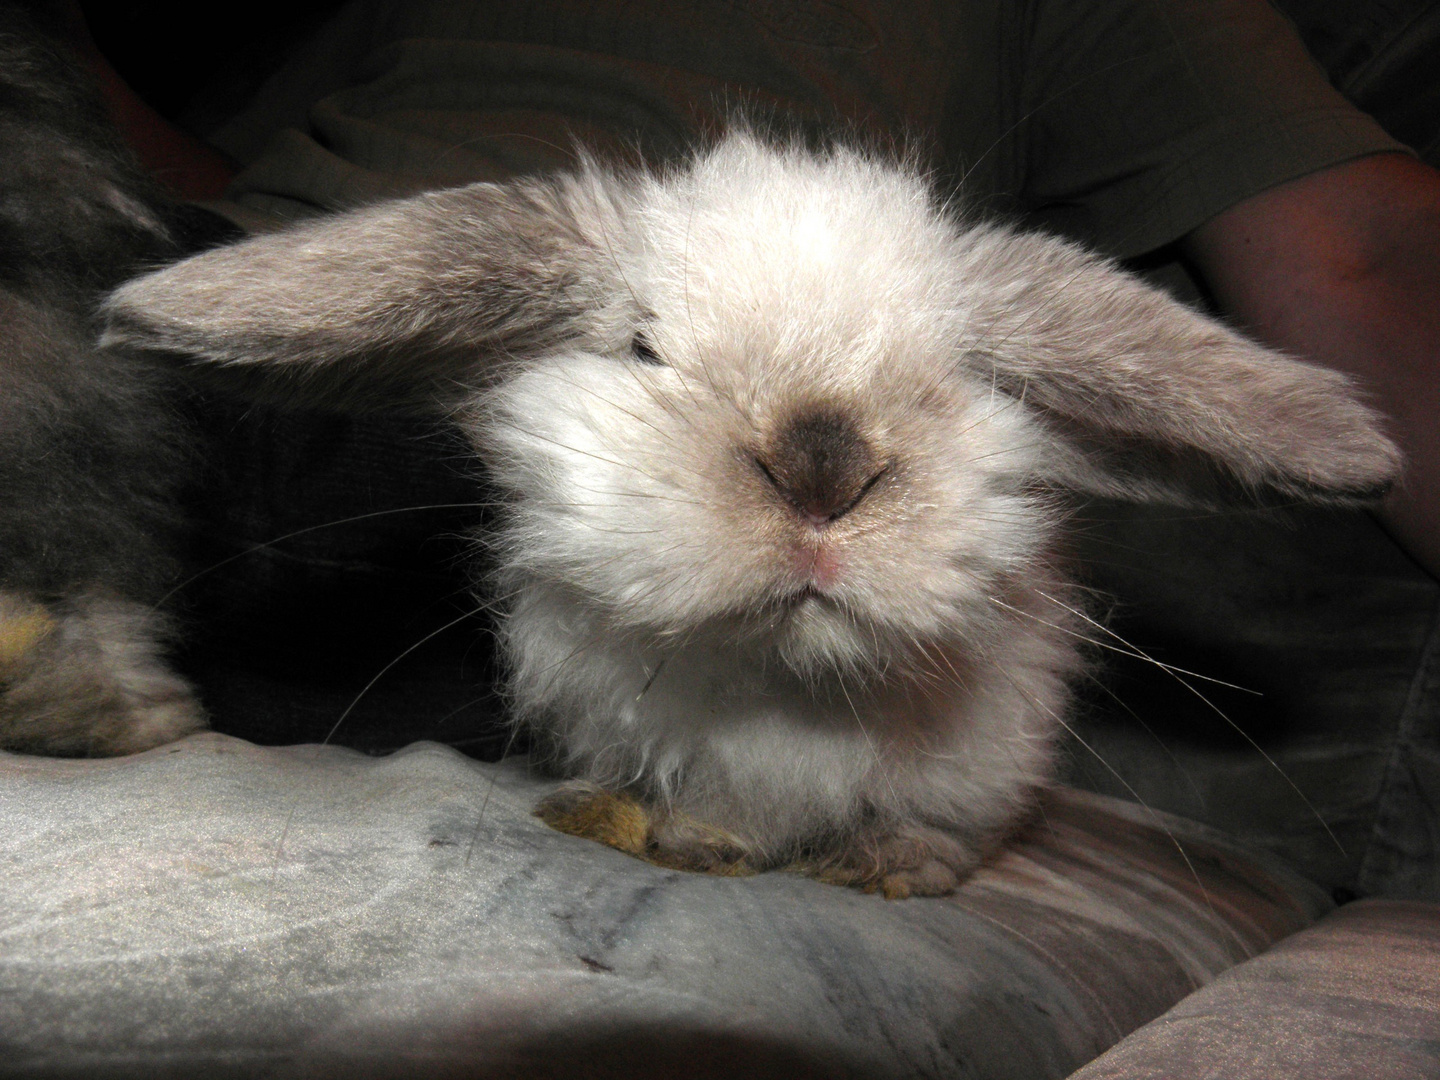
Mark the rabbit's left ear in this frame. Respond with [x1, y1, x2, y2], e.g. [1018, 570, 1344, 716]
[955, 228, 1401, 504]
[102, 175, 623, 409]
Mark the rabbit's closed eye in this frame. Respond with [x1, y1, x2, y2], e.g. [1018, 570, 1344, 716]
[629, 332, 665, 365]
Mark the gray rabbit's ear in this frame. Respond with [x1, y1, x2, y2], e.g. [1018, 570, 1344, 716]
[957, 229, 1401, 505]
[102, 176, 624, 409]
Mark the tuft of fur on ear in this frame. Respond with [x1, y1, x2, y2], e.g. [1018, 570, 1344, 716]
[101, 173, 631, 410]
[953, 227, 1402, 505]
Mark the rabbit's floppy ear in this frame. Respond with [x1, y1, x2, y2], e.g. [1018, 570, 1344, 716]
[955, 228, 1400, 504]
[102, 174, 625, 409]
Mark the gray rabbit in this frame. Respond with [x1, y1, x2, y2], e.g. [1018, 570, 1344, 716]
[0, 4, 241, 755]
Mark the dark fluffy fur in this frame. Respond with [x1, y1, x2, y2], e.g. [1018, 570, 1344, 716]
[0, 5, 186, 599]
[0, 4, 236, 754]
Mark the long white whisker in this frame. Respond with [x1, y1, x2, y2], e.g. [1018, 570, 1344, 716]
[996, 668, 1228, 939]
[992, 595, 1259, 693]
[1029, 590, 1343, 854]
[152, 502, 495, 609]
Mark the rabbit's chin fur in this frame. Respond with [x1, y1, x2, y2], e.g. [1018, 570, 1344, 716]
[100, 133, 1402, 896]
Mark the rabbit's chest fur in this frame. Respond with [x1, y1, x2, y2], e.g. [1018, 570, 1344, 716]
[497, 575, 1076, 867]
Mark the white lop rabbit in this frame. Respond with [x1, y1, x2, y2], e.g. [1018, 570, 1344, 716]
[103, 134, 1400, 896]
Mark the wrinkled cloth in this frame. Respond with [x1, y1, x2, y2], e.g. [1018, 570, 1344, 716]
[1069, 898, 1440, 1080]
[1062, 502, 1440, 902]
[0, 734, 1329, 1079]
[1277, 0, 1440, 164]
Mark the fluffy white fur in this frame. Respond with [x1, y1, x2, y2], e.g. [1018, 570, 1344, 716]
[103, 134, 1401, 895]
[476, 146, 1082, 891]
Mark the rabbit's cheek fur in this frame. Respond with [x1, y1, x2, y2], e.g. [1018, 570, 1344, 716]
[480, 356, 785, 632]
[483, 355, 1055, 671]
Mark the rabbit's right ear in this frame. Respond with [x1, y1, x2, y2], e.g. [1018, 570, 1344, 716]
[102, 175, 625, 409]
[950, 226, 1401, 506]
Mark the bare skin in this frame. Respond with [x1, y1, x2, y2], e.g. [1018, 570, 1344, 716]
[1183, 152, 1440, 579]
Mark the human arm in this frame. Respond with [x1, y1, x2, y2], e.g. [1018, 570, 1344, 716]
[1182, 151, 1440, 578]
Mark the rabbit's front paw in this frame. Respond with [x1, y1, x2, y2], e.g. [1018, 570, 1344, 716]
[536, 781, 756, 876]
[808, 824, 980, 899]
[0, 591, 205, 756]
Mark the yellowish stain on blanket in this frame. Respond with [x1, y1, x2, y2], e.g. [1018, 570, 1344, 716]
[0, 602, 55, 670]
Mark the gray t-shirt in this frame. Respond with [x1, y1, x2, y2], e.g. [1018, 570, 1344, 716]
[212, 0, 1405, 256]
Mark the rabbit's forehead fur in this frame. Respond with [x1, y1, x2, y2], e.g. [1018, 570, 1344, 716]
[480, 140, 1051, 673]
[631, 140, 965, 385]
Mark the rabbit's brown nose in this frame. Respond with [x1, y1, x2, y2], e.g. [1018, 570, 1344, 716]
[756, 411, 886, 525]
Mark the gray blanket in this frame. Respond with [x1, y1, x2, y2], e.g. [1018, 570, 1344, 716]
[0, 734, 1330, 1078]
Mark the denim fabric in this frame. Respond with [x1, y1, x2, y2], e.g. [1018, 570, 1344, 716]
[0, 737, 1332, 1078]
[1060, 503, 1440, 901]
